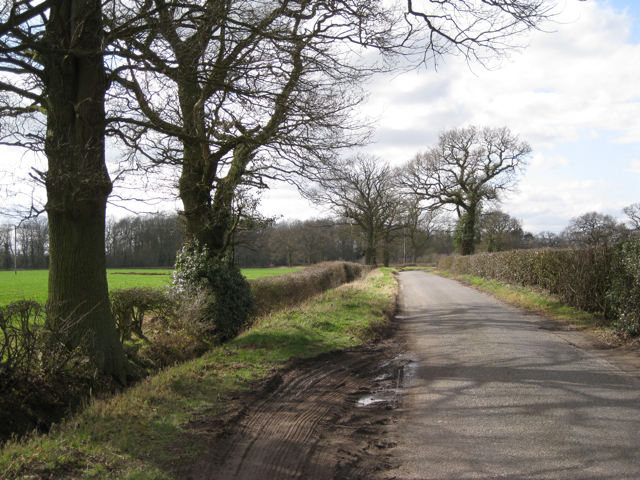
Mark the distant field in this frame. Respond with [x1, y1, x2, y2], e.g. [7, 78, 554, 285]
[0, 267, 302, 305]
[241, 268, 301, 280]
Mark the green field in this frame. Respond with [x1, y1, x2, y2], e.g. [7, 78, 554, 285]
[0, 268, 302, 305]
[240, 267, 301, 280]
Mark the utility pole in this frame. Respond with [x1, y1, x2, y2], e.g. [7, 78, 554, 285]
[403, 227, 406, 265]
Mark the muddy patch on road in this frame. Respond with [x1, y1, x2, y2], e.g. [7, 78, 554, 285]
[177, 339, 410, 480]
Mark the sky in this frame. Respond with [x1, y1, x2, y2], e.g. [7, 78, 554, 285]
[259, 0, 640, 234]
[1, 0, 638, 235]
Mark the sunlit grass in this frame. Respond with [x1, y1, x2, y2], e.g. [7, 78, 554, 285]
[239, 267, 302, 280]
[436, 270, 602, 330]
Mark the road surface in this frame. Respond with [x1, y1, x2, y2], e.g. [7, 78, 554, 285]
[382, 271, 640, 480]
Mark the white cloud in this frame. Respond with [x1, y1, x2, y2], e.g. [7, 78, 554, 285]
[364, 0, 640, 153]
[530, 153, 572, 169]
[626, 159, 640, 173]
[353, 0, 640, 233]
[259, 184, 327, 221]
[510, 177, 610, 232]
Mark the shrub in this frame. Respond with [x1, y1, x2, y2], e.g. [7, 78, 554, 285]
[0, 301, 89, 378]
[0, 301, 114, 442]
[0, 301, 43, 377]
[111, 287, 176, 343]
[173, 245, 253, 340]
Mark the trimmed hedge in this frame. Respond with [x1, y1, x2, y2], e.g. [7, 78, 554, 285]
[108, 262, 370, 342]
[438, 241, 640, 334]
[609, 241, 640, 335]
[250, 262, 370, 316]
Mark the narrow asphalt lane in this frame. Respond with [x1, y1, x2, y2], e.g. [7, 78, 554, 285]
[382, 271, 640, 480]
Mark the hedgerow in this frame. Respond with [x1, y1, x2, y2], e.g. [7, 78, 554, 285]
[1, 260, 370, 441]
[250, 262, 370, 316]
[608, 240, 640, 335]
[438, 241, 640, 335]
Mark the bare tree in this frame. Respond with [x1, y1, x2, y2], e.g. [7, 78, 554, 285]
[293, 219, 333, 265]
[532, 231, 564, 248]
[306, 154, 401, 266]
[269, 221, 299, 268]
[400, 126, 531, 255]
[107, 0, 556, 259]
[17, 216, 49, 268]
[562, 212, 628, 248]
[105, 213, 183, 268]
[623, 203, 640, 232]
[479, 210, 523, 252]
[108, 0, 395, 257]
[401, 197, 441, 263]
[0, 223, 13, 269]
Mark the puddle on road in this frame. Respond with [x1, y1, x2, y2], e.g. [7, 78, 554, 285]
[355, 357, 419, 408]
[357, 389, 401, 407]
[374, 373, 393, 382]
[401, 361, 418, 387]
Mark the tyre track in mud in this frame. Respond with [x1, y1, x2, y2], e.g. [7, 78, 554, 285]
[183, 340, 411, 480]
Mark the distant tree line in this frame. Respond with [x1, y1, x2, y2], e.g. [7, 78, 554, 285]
[1, 204, 637, 271]
[0, 214, 183, 270]
[105, 215, 183, 268]
[0, 217, 49, 270]
[235, 207, 640, 267]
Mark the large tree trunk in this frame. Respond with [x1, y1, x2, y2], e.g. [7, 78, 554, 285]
[364, 229, 377, 266]
[179, 138, 253, 256]
[43, 0, 134, 382]
[179, 140, 224, 252]
[458, 204, 479, 256]
[381, 239, 390, 267]
[178, 145, 239, 256]
[177, 71, 244, 257]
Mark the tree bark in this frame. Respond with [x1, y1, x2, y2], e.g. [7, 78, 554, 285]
[42, 0, 134, 382]
[382, 243, 390, 267]
[179, 144, 248, 256]
[177, 76, 250, 257]
[364, 229, 377, 266]
[459, 204, 479, 256]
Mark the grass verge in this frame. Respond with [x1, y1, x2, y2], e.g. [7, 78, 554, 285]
[435, 270, 604, 331]
[397, 266, 435, 272]
[0, 268, 397, 479]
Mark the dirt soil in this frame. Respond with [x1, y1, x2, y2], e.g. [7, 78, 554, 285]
[165, 285, 640, 480]
[174, 335, 410, 480]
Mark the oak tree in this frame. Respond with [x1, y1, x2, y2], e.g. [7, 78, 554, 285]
[562, 212, 628, 248]
[401, 126, 531, 255]
[108, 0, 556, 258]
[0, 0, 137, 380]
[306, 154, 401, 266]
